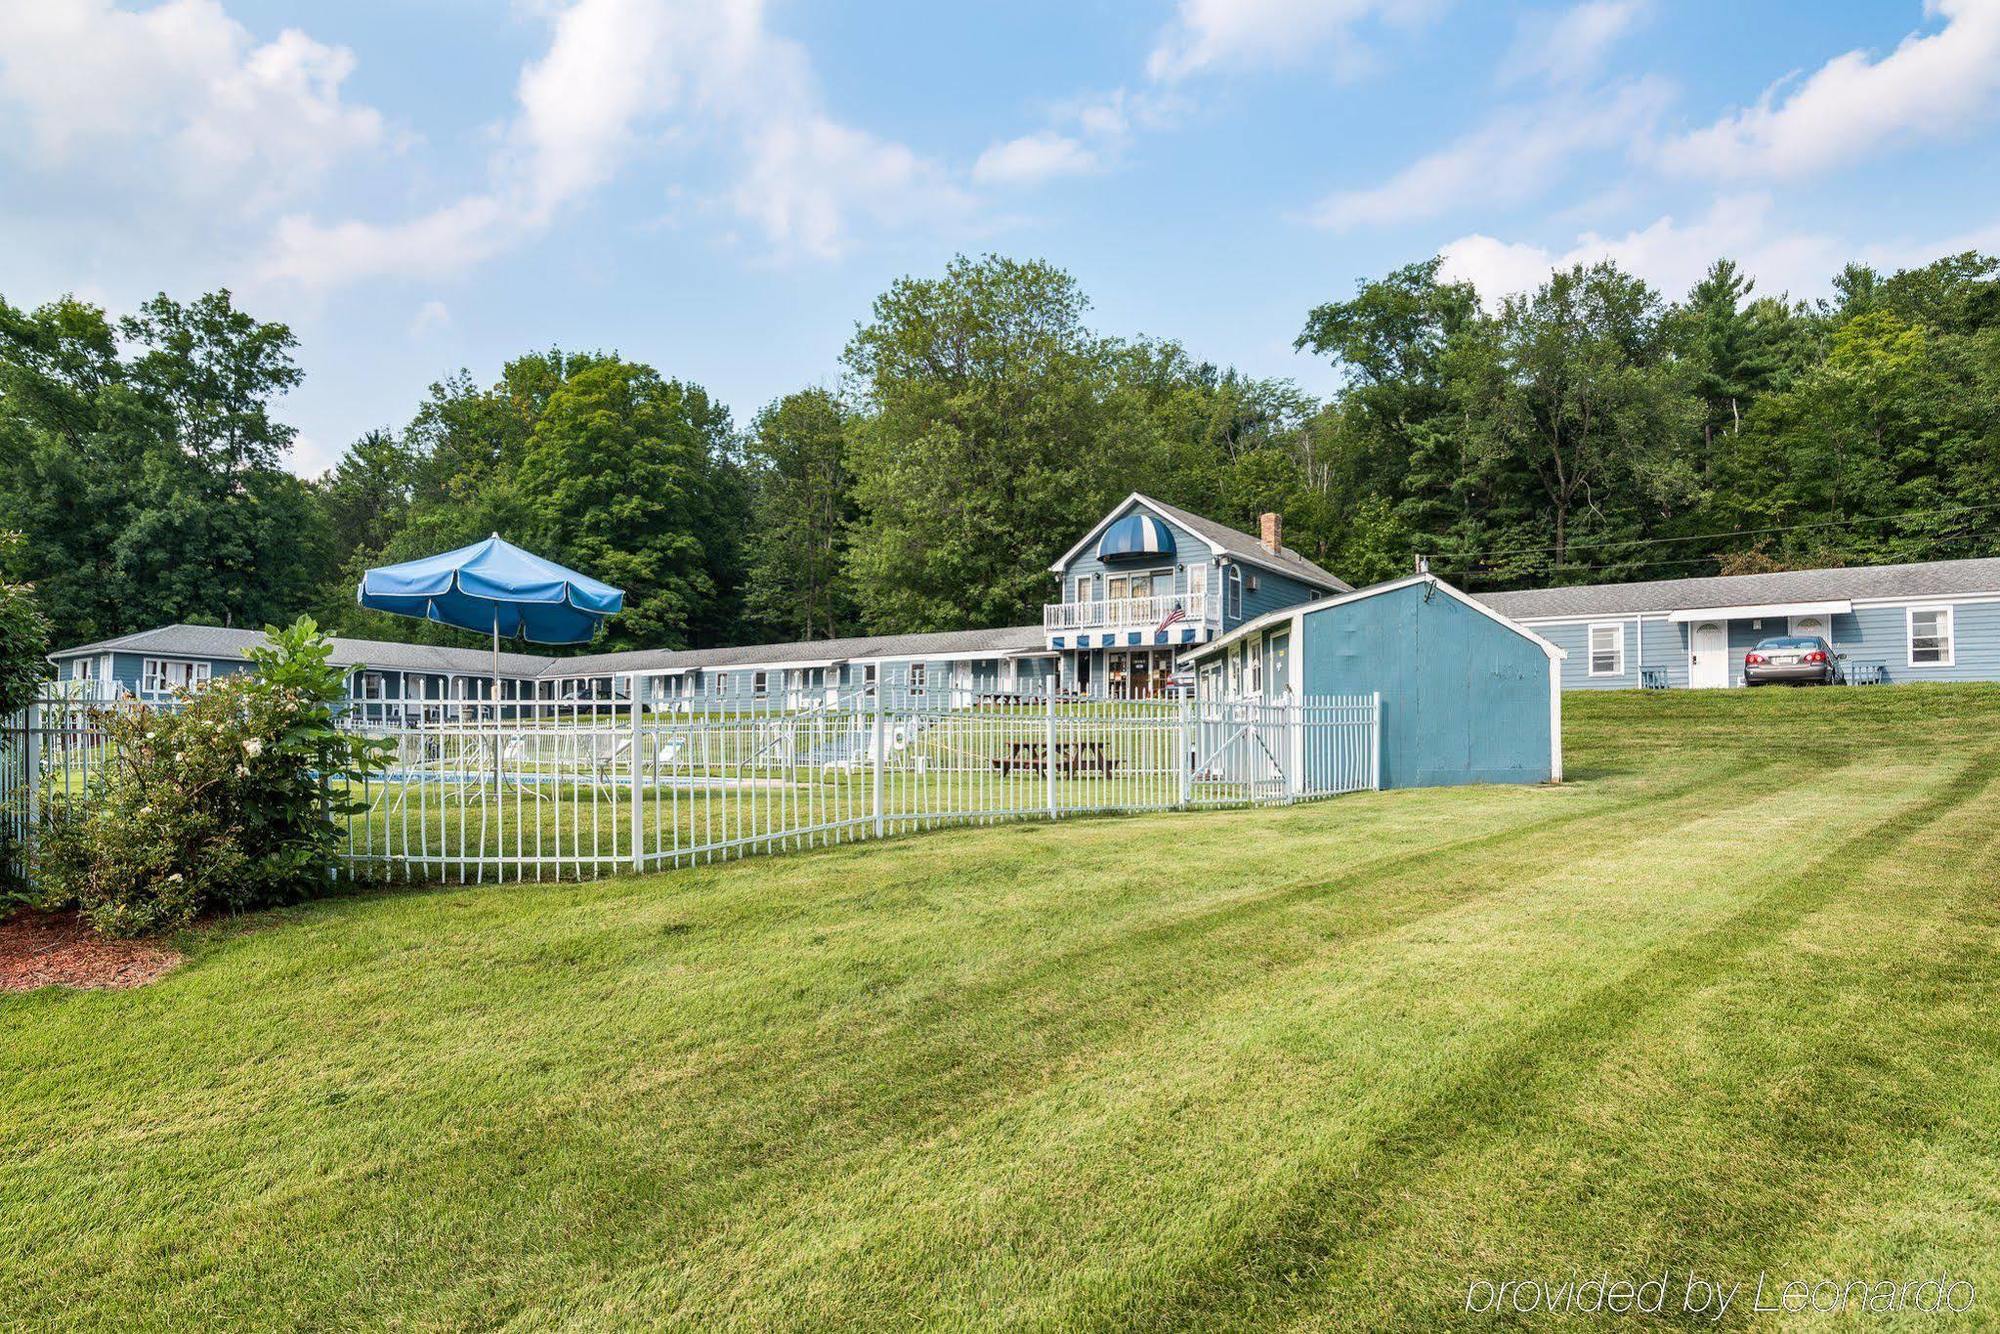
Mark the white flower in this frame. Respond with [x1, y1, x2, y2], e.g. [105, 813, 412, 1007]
[243, 737, 263, 758]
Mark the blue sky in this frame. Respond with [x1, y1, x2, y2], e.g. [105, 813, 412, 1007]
[4, 0, 1999, 475]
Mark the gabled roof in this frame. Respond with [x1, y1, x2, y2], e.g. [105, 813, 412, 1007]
[53, 621, 1054, 680]
[1049, 493, 1350, 592]
[48, 625, 556, 676]
[1474, 555, 2000, 621]
[1183, 574, 1564, 662]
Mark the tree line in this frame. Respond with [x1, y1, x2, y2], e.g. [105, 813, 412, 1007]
[3, 250, 1997, 655]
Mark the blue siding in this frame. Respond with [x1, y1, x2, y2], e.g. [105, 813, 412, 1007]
[1297, 585, 1553, 788]
[1522, 598, 2000, 690]
[1233, 565, 1323, 628]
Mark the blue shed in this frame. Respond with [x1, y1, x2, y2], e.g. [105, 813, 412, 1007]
[1184, 574, 1564, 788]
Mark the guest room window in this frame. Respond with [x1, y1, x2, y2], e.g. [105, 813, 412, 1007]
[142, 658, 209, 694]
[1588, 623, 1624, 677]
[1908, 606, 1954, 667]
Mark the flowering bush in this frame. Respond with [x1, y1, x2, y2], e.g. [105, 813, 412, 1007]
[39, 618, 392, 936]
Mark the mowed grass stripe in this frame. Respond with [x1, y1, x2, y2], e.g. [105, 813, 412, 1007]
[3, 688, 1999, 1329]
[607, 754, 1969, 1327]
[1101, 748, 2000, 1330]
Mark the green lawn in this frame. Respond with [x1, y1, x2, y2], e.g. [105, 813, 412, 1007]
[6, 686, 2000, 1328]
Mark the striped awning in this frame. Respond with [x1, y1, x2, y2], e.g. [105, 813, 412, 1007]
[1098, 512, 1176, 562]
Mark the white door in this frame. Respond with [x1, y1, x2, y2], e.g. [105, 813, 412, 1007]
[1790, 614, 1829, 644]
[1688, 621, 1730, 688]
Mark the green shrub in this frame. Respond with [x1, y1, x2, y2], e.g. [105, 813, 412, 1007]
[38, 617, 391, 936]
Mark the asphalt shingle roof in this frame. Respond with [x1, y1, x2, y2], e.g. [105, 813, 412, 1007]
[49, 625, 557, 677]
[52, 622, 1052, 677]
[1474, 555, 2000, 620]
[1139, 495, 1351, 591]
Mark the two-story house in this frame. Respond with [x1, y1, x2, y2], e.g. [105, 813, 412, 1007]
[1041, 494, 1350, 696]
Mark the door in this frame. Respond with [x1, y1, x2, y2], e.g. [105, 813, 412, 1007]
[1790, 614, 1830, 644]
[1268, 633, 1292, 698]
[1689, 621, 1730, 688]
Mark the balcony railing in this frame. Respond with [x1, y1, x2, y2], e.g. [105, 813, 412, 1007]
[1044, 588, 1211, 633]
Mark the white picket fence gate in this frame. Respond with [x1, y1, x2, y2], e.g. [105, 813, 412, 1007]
[0, 686, 1380, 887]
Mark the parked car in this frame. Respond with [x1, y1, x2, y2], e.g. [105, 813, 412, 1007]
[1744, 636, 1841, 686]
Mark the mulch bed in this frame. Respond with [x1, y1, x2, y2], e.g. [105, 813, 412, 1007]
[0, 910, 182, 992]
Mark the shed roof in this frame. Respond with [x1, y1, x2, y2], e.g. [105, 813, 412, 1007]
[1473, 555, 2000, 621]
[1183, 574, 1564, 662]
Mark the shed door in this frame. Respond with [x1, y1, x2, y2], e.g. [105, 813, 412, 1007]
[1689, 621, 1730, 688]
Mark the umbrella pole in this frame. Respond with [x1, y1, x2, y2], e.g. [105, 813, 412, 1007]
[492, 612, 502, 799]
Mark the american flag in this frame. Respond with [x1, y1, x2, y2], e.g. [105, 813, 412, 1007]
[1155, 604, 1187, 634]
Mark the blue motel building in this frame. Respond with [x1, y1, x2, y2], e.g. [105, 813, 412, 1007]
[47, 495, 2000, 718]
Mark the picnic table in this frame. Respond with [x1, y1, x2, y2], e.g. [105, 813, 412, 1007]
[990, 740, 1121, 778]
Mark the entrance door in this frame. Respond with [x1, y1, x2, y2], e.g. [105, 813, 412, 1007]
[1790, 613, 1830, 644]
[1688, 621, 1730, 688]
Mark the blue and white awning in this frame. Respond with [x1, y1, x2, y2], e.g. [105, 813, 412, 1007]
[1097, 512, 1176, 562]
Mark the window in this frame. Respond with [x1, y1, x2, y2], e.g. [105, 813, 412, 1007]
[752, 670, 769, 698]
[72, 658, 95, 680]
[1226, 565, 1243, 619]
[1909, 606, 1954, 667]
[1246, 639, 1263, 696]
[1588, 623, 1624, 677]
[142, 658, 209, 694]
[358, 671, 387, 700]
[861, 663, 877, 687]
[1226, 644, 1242, 695]
[908, 662, 926, 695]
[713, 671, 730, 696]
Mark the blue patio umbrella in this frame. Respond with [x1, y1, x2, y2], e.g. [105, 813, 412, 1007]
[358, 534, 624, 702]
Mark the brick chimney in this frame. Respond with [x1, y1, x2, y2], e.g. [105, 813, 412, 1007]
[1259, 511, 1282, 554]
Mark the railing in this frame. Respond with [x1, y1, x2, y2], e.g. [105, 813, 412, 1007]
[1043, 588, 1210, 633]
[0, 687, 1379, 887]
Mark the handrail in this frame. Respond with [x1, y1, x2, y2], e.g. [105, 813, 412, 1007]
[1043, 588, 1210, 632]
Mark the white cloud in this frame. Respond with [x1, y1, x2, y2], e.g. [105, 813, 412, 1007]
[972, 132, 1099, 187]
[971, 88, 1182, 191]
[1307, 78, 1669, 230]
[1146, 0, 1440, 82]
[407, 300, 451, 338]
[258, 0, 962, 288]
[1500, 0, 1648, 86]
[1662, 0, 2000, 180]
[0, 0, 383, 208]
[1437, 194, 1848, 304]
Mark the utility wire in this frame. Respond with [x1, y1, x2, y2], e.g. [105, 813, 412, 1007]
[1422, 498, 2000, 566]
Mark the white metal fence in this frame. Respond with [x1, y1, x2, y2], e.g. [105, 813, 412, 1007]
[0, 686, 1379, 887]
